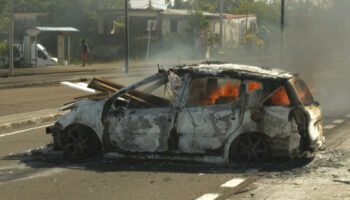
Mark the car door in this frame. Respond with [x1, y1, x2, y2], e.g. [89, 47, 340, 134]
[102, 73, 179, 153]
[262, 85, 294, 137]
[176, 76, 244, 154]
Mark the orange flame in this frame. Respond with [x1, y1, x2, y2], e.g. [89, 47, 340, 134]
[204, 81, 240, 105]
[270, 87, 290, 106]
[248, 81, 262, 93]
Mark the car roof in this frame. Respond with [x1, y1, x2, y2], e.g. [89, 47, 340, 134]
[170, 63, 295, 80]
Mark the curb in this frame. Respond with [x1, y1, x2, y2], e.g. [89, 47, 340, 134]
[0, 110, 66, 130]
[0, 69, 154, 89]
[0, 74, 117, 89]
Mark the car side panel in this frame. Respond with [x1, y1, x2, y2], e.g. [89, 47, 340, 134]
[177, 104, 241, 153]
[103, 107, 171, 153]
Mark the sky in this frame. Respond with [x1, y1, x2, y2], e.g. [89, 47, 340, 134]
[130, 0, 171, 9]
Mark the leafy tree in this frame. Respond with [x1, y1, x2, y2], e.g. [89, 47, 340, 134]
[0, 0, 9, 41]
[233, 0, 280, 27]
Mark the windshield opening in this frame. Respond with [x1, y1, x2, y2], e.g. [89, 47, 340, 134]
[114, 72, 181, 109]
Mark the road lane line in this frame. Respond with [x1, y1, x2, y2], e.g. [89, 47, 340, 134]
[0, 109, 58, 120]
[221, 178, 245, 188]
[324, 124, 335, 130]
[332, 119, 344, 124]
[195, 193, 220, 200]
[0, 124, 52, 138]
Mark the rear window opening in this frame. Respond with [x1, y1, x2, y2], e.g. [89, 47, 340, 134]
[264, 86, 291, 107]
[293, 79, 315, 106]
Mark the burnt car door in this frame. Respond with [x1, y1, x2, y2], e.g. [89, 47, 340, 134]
[176, 76, 244, 154]
[101, 73, 179, 153]
[261, 84, 294, 136]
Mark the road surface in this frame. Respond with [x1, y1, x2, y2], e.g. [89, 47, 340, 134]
[1, 59, 350, 199]
[0, 109, 349, 199]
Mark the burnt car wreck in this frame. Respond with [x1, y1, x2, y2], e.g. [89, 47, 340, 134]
[46, 63, 325, 165]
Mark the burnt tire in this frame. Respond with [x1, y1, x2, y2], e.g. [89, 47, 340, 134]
[63, 125, 101, 160]
[230, 133, 270, 165]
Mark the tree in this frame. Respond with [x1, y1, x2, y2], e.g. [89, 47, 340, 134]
[0, 0, 10, 41]
[232, 0, 280, 27]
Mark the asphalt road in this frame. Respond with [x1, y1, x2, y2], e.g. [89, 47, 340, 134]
[1, 59, 350, 199]
[0, 122, 252, 200]
[0, 83, 347, 200]
[0, 111, 347, 200]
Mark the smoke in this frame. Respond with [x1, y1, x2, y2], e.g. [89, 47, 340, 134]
[148, 1, 350, 118]
[210, 0, 350, 118]
[281, 0, 350, 117]
[149, 37, 198, 66]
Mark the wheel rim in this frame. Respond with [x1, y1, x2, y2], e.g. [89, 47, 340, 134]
[232, 133, 269, 164]
[63, 126, 96, 159]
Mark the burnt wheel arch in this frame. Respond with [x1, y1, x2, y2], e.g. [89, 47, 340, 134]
[229, 132, 271, 165]
[289, 108, 310, 151]
[62, 124, 102, 160]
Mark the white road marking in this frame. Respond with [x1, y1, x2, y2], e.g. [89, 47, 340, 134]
[324, 124, 335, 130]
[221, 178, 245, 188]
[0, 124, 52, 138]
[198, 173, 205, 176]
[195, 193, 220, 200]
[15, 168, 65, 182]
[332, 119, 344, 124]
[61, 81, 96, 93]
[346, 114, 350, 118]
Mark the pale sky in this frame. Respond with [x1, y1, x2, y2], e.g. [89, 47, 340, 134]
[130, 0, 172, 9]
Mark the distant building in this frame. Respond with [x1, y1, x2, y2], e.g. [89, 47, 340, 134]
[14, 12, 48, 26]
[96, 8, 257, 47]
[219, 14, 258, 48]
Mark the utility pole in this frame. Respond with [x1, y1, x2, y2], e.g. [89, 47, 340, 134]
[280, 0, 285, 65]
[148, 0, 152, 9]
[9, 0, 14, 76]
[281, 0, 285, 31]
[124, 0, 129, 74]
[219, 0, 224, 50]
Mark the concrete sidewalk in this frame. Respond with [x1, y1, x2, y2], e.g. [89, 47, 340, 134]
[0, 108, 65, 129]
[0, 62, 126, 77]
[0, 59, 193, 78]
[0, 61, 163, 89]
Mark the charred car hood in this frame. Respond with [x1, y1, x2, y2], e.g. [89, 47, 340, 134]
[60, 99, 105, 111]
[57, 99, 106, 140]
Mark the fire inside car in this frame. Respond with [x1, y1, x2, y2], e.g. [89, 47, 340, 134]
[46, 63, 324, 165]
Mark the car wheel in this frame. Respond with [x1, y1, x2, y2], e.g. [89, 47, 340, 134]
[230, 133, 270, 165]
[63, 125, 101, 160]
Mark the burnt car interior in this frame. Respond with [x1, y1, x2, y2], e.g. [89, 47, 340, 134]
[114, 74, 176, 109]
[187, 77, 242, 106]
[263, 86, 291, 107]
[293, 79, 316, 106]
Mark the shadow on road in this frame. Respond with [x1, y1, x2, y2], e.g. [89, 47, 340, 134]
[1, 148, 314, 175]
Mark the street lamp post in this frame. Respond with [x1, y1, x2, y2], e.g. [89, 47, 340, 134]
[280, 0, 285, 65]
[124, 0, 129, 74]
[9, 0, 14, 76]
[219, 0, 224, 49]
[281, 0, 285, 31]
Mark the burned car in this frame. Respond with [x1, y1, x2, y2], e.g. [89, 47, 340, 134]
[47, 63, 324, 164]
